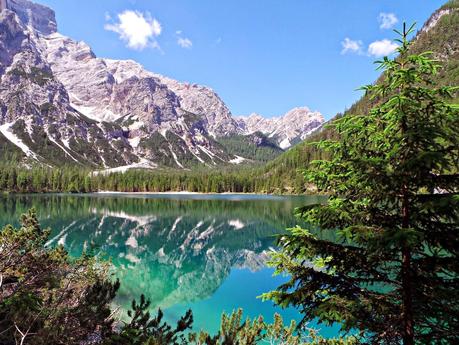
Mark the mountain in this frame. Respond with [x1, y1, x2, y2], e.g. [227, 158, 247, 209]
[0, 0, 324, 170]
[0, 5, 137, 168]
[236, 107, 324, 149]
[256, 0, 459, 193]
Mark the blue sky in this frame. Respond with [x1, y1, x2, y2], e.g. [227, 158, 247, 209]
[37, 0, 445, 119]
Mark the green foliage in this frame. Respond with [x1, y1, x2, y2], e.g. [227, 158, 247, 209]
[8, 66, 53, 86]
[218, 132, 284, 163]
[0, 163, 302, 194]
[189, 309, 357, 345]
[254, 128, 336, 194]
[0, 209, 195, 345]
[200, 309, 265, 345]
[185, 310, 355, 345]
[0, 164, 93, 193]
[264, 24, 459, 345]
[105, 295, 193, 345]
[0, 209, 118, 344]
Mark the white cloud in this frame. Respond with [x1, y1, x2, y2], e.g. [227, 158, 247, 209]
[175, 30, 192, 49]
[105, 10, 162, 51]
[341, 38, 363, 55]
[177, 37, 192, 49]
[368, 39, 399, 57]
[379, 12, 398, 29]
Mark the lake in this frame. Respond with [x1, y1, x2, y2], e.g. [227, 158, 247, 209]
[0, 193, 340, 337]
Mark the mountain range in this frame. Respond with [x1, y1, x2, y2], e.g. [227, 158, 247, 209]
[0, 0, 324, 170]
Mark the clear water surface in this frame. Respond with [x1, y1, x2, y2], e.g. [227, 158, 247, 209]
[0, 193, 340, 337]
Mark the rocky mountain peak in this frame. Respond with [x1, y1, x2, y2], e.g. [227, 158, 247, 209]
[3, 0, 57, 35]
[237, 107, 324, 149]
[247, 113, 264, 121]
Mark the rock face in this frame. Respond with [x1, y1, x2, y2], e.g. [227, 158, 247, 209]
[0, 0, 324, 169]
[39, 34, 235, 168]
[0, 9, 136, 167]
[5, 0, 57, 35]
[153, 74, 241, 137]
[237, 107, 324, 149]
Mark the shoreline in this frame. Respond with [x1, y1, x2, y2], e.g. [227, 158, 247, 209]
[1, 190, 318, 197]
[96, 190, 264, 195]
[94, 191, 321, 197]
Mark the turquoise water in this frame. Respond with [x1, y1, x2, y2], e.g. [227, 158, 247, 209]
[0, 193, 339, 336]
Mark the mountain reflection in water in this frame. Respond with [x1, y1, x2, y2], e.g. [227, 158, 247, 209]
[0, 193, 338, 335]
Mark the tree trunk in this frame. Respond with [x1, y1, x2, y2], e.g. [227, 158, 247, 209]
[401, 246, 414, 345]
[401, 192, 414, 345]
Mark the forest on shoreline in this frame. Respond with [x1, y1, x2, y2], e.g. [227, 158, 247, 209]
[0, 163, 316, 195]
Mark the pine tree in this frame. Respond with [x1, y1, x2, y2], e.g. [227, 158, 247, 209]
[264, 24, 459, 344]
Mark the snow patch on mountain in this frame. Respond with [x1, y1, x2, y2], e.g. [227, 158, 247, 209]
[93, 159, 157, 175]
[128, 136, 141, 148]
[43, 125, 79, 163]
[229, 155, 246, 164]
[0, 122, 38, 159]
